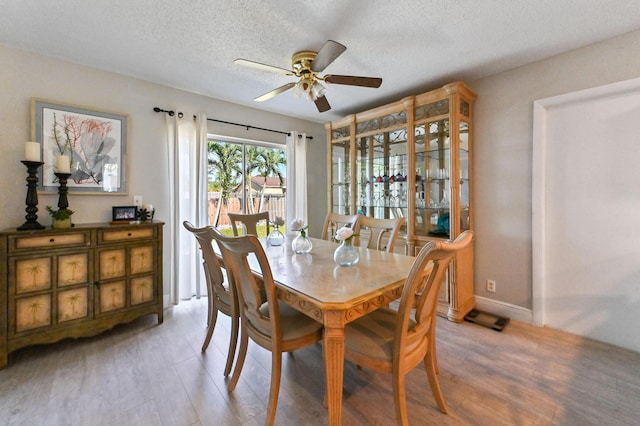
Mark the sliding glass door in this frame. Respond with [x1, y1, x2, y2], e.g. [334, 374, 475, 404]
[207, 137, 286, 235]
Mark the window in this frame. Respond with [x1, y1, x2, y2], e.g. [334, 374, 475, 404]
[207, 136, 286, 235]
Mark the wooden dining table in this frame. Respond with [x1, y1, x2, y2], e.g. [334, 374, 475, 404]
[252, 235, 416, 425]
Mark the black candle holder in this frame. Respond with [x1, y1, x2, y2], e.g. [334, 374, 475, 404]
[136, 207, 155, 221]
[54, 172, 72, 211]
[17, 160, 45, 231]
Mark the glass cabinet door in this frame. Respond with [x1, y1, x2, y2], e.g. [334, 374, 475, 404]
[459, 120, 471, 232]
[356, 114, 408, 228]
[415, 118, 450, 238]
[330, 124, 351, 215]
[356, 135, 372, 216]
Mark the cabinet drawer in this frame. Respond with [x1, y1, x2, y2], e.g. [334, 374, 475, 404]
[98, 227, 155, 243]
[8, 231, 90, 253]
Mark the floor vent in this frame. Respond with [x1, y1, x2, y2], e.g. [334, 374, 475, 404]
[464, 309, 510, 332]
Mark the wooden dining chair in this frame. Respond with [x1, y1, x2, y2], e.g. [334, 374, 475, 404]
[344, 230, 474, 425]
[211, 230, 323, 426]
[183, 221, 239, 377]
[227, 211, 270, 237]
[357, 216, 406, 253]
[321, 212, 361, 241]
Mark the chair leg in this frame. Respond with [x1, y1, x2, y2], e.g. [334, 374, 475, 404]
[201, 305, 219, 352]
[228, 326, 249, 392]
[424, 351, 448, 414]
[392, 372, 409, 426]
[431, 330, 439, 374]
[207, 292, 214, 325]
[224, 314, 240, 376]
[265, 351, 282, 426]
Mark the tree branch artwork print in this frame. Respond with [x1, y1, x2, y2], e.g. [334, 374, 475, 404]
[32, 99, 128, 194]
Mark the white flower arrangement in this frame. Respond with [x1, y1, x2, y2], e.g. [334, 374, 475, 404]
[290, 218, 309, 237]
[334, 225, 357, 242]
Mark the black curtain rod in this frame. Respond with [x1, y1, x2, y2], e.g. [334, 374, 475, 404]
[203, 116, 312, 140]
[153, 107, 312, 140]
[153, 107, 184, 118]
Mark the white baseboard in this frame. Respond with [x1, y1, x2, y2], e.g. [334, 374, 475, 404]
[474, 296, 532, 324]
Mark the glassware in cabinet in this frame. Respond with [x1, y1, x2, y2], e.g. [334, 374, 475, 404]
[355, 111, 409, 229]
[415, 118, 451, 238]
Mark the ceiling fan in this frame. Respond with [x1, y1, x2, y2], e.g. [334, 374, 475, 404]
[234, 40, 382, 113]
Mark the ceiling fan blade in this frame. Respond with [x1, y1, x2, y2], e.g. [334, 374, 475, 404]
[234, 58, 294, 76]
[314, 95, 331, 113]
[254, 82, 296, 102]
[310, 40, 347, 73]
[324, 74, 382, 88]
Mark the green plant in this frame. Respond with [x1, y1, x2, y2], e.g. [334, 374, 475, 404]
[46, 206, 74, 220]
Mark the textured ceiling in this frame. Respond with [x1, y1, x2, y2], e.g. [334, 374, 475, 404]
[1, 0, 640, 123]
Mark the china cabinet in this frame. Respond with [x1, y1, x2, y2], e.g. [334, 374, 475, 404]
[0, 221, 163, 369]
[326, 81, 476, 321]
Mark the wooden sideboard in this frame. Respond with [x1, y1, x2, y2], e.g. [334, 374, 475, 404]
[0, 221, 164, 369]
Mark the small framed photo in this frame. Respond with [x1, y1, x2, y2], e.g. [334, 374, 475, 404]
[112, 206, 137, 222]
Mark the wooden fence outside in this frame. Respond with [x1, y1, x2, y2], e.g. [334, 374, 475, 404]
[208, 192, 286, 227]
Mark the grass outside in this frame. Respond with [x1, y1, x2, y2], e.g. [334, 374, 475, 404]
[217, 225, 286, 237]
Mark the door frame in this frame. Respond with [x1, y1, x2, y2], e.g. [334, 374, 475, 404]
[532, 76, 640, 327]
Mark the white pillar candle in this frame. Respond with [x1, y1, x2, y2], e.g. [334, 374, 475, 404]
[25, 141, 40, 161]
[56, 155, 70, 173]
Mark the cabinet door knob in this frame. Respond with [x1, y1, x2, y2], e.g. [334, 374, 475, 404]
[127, 233, 132, 237]
[49, 238, 55, 243]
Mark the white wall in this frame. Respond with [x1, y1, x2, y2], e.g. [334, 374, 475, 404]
[470, 29, 640, 315]
[0, 44, 327, 303]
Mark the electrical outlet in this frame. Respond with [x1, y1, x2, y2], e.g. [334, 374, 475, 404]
[487, 280, 496, 293]
[133, 195, 142, 207]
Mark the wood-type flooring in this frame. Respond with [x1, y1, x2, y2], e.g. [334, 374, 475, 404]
[1, 298, 639, 425]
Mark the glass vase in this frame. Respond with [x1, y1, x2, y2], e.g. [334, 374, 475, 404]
[266, 225, 285, 246]
[333, 239, 359, 266]
[291, 233, 313, 254]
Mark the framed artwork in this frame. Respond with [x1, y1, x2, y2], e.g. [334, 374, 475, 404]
[31, 98, 128, 194]
[112, 206, 138, 222]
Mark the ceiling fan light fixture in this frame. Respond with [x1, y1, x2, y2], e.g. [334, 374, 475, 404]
[294, 78, 313, 99]
[311, 81, 327, 100]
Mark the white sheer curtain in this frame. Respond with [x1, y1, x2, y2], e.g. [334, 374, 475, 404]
[285, 131, 308, 230]
[165, 113, 209, 304]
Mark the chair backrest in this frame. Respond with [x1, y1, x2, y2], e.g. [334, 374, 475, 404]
[321, 212, 361, 241]
[395, 231, 474, 361]
[182, 221, 232, 306]
[211, 231, 281, 343]
[227, 211, 270, 237]
[358, 216, 406, 253]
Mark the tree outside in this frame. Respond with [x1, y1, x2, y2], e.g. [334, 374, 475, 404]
[208, 140, 286, 227]
[207, 141, 242, 200]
